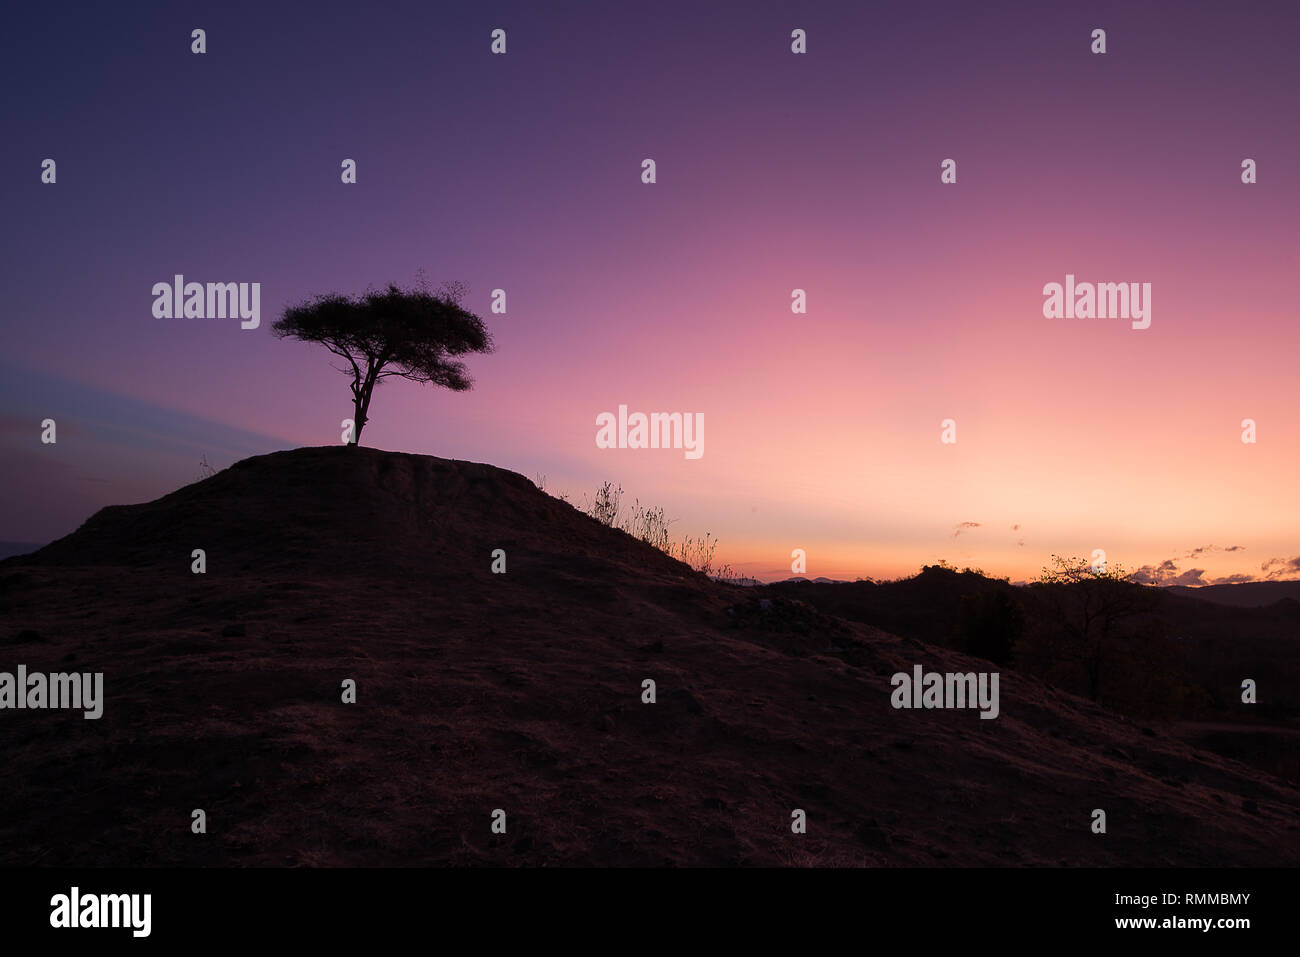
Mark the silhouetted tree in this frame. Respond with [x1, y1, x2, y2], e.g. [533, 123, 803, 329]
[1025, 555, 1157, 701]
[272, 280, 493, 447]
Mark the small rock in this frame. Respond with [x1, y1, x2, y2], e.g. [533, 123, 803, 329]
[598, 714, 616, 733]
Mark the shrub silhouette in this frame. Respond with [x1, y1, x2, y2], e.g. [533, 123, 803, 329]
[1018, 555, 1159, 703]
[273, 280, 493, 447]
[576, 480, 733, 579]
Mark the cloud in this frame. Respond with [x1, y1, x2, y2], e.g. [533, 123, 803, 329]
[1134, 551, 1300, 586]
[952, 521, 981, 539]
[0, 413, 85, 441]
[1132, 559, 1209, 586]
[1011, 524, 1021, 532]
[1182, 544, 1245, 558]
[1260, 556, 1300, 580]
[0, 360, 289, 463]
[1131, 561, 1164, 584]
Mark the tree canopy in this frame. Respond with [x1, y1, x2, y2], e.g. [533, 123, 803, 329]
[273, 280, 493, 446]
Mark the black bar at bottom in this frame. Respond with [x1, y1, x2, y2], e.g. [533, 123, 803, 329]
[0, 867, 1284, 944]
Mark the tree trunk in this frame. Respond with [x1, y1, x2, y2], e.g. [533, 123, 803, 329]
[350, 389, 365, 446]
[351, 365, 379, 446]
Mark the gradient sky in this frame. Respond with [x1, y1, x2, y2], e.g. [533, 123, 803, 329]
[3, 0, 1298, 584]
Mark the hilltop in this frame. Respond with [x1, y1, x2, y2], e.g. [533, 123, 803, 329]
[1, 446, 1297, 866]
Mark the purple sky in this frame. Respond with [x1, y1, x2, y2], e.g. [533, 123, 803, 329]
[3, 1, 1298, 584]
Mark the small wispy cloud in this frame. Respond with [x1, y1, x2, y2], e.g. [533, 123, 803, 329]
[1182, 544, 1244, 558]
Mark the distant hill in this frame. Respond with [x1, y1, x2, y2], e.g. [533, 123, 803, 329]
[2, 447, 1296, 866]
[1163, 580, 1300, 608]
[769, 567, 1300, 716]
[766, 566, 1006, 652]
[0, 541, 42, 561]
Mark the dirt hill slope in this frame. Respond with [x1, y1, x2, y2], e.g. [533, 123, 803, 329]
[1, 446, 1296, 866]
